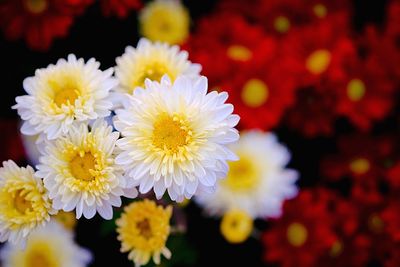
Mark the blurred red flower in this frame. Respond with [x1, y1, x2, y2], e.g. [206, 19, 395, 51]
[100, 0, 142, 18]
[0, 0, 92, 51]
[262, 189, 337, 267]
[185, 13, 276, 88]
[217, 0, 351, 36]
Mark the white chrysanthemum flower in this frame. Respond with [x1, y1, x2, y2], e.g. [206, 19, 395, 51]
[114, 75, 240, 202]
[0, 160, 55, 246]
[36, 120, 137, 220]
[114, 38, 201, 97]
[195, 131, 299, 219]
[13, 54, 116, 140]
[0, 220, 92, 267]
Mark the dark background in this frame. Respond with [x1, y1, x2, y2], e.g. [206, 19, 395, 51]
[0, 1, 392, 266]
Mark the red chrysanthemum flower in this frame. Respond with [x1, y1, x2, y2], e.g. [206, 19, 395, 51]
[321, 134, 395, 182]
[0, 0, 93, 51]
[321, 134, 399, 205]
[328, 40, 396, 130]
[185, 13, 277, 88]
[285, 86, 338, 137]
[218, 51, 298, 130]
[100, 0, 142, 18]
[262, 189, 337, 267]
[217, 0, 351, 35]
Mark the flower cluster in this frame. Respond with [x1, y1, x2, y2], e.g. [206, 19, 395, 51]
[0, 0, 399, 267]
[1, 36, 239, 266]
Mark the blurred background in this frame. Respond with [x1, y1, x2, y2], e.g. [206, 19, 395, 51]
[0, 0, 399, 266]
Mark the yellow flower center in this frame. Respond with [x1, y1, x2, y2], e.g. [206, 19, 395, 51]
[54, 89, 79, 107]
[287, 222, 308, 247]
[25, 244, 59, 267]
[349, 157, 370, 175]
[137, 63, 174, 87]
[226, 45, 253, 61]
[26, 251, 52, 267]
[14, 190, 33, 214]
[368, 214, 384, 233]
[306, 49, 331, 75]
[274, 16, 290, 33]
[347, 79, 366, 102]
[136, 218, 153, 239]
[241, 79, 269, 108]
[48, 76, 82, 108]
[24, 0, 48, 14]
[69, 153, 97, 181]
[313, 4, 328, 18]
[222, 155, 260, 192]
[152, 114, 190, 153]
[330, 240, 343, 257]
[220, 210, 253, 244]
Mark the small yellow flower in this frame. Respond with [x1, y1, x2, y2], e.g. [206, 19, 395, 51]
[220, 210, 253, 244]
[0, 160, 54, 246]
[139, 0, 190, 45]
[116, 199, 173, 267]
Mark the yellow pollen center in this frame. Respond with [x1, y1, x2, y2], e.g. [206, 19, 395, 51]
[24, 0, 48, 14]
[14, 190, 33, 214]
[349, 158, 370, 175]
[241, 79, 269, 108]
[330, 241, 343, 257]
[287, 223, 308, 247]
[139, 64, 171, 87]
[313, 4, 328, 18]
[368, 214, 384, 233]
[306, 49, 331, 75]
[54, 89, 79, 107]
[347, 79, 366, 101]
[223, 156, 259, 192]
[226, 45, 253, 61]
[69, 153, 96, 181]
[274, 16, 291, 33]
[137, 218, 153, 239]
[152, 114, 190, 153]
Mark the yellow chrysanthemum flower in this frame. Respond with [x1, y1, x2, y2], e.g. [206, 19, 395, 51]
[0, 221, 92, 267]
[220, 210, 253, 244]
[139, 0, 190, 45]
[116, 199, 172, 267]
[0, 160, 55, 246]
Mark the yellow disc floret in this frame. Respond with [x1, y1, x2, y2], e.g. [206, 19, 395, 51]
[306, 49, 331, 75]
[347, 79, 366, 102]
[287, 222, 308, 247]
[222, 154, 260, 192]
[227, 45, 253, 61]
[116, 199, 172, 267]
[241, 79, 269, 108]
